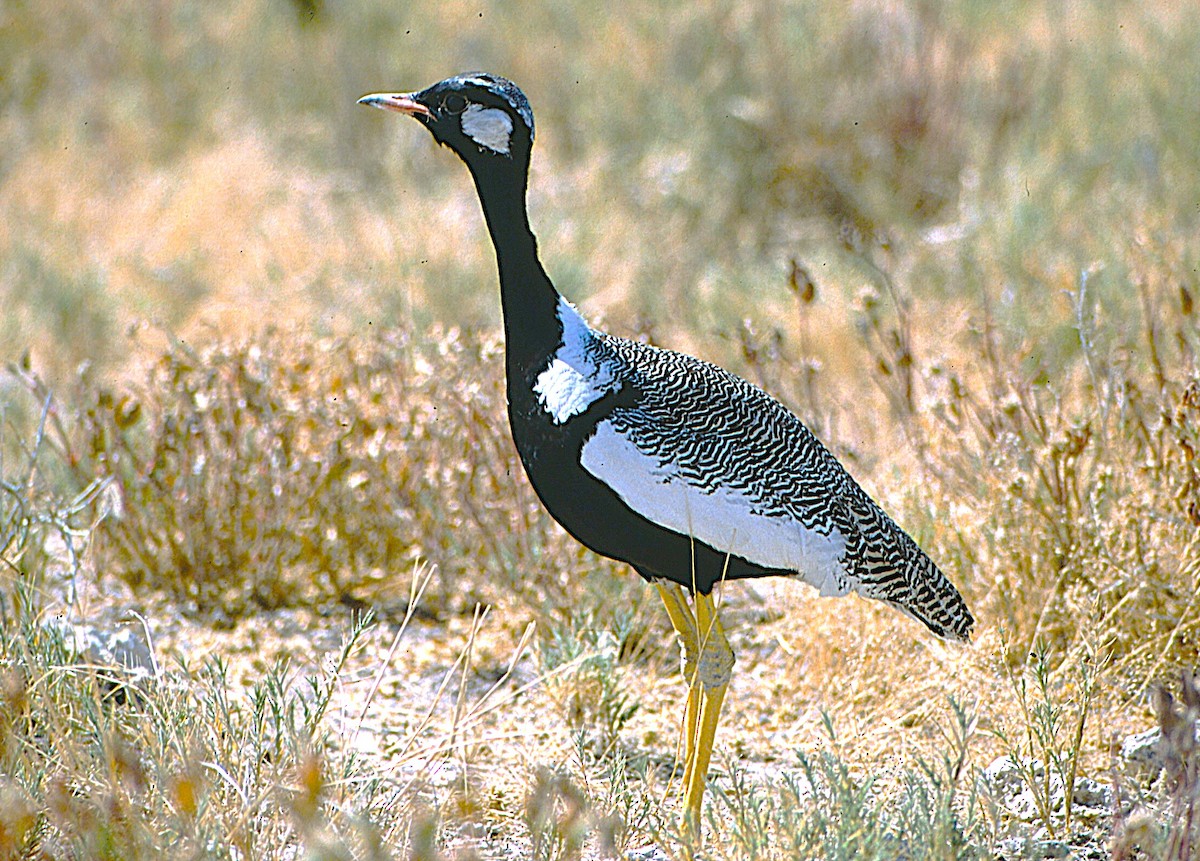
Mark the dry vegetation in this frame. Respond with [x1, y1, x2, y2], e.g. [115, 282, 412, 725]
[3, 0, 1200, 858]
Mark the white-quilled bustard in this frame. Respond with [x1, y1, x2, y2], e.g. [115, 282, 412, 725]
[359, 73, 974, 833]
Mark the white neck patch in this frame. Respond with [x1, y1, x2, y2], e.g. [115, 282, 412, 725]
[533, 299, 616, 424]
[461, 104, 514, 155]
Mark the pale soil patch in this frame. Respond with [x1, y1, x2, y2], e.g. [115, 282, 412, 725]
[52, 556, 1156, 858]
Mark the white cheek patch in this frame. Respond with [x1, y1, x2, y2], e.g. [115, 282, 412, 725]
[461, 104, 514, 155]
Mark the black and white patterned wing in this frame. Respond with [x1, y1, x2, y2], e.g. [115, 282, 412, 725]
[580, 335, 974, 641]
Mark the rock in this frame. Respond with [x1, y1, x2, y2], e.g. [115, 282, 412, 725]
[1121, 728, 1164, 771]
[1120, 724, 1200, 776]
[44, 618, 156, 702]
[995, 835, 1071, 859]
[983, 755, 1031, 794]
[982, 756, 1112, 823]
[983, 756, 1058, 821]
[1067, 776, 1111, 810]
[626, 845, 670, 861]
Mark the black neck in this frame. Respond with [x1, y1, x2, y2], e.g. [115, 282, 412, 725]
[467, 161, 561, 370]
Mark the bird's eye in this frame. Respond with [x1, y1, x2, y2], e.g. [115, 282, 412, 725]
[442, 93, 467, 114]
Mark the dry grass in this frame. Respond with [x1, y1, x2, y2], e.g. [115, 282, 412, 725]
[14, 327, 611, 620]
[3, 0, 1200, 857]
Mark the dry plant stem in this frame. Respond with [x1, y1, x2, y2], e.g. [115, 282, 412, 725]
[1062, 648, 1097, 834]
[997, 635, 1056, 836]
[387, 615, 485, 772]
[1128, 539, 1200, 701]
[1074, 267, 1110, 437]
[472, 620, 537, 717]
[351, 562, 436, 747]
[452, 603, 488, 791]
[856, 256, 931, 471]
[788, 259, 823, 430]
[1136, 276, 1169, 396]
[383, 603, 536, 803]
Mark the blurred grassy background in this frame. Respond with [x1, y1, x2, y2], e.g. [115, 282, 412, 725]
[3, 0, 1200, 857]
[3, 0, 1198, 630]
[5, 0, 1197, 378]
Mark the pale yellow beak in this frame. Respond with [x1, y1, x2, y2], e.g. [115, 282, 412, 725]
[356, 93, 433, 118]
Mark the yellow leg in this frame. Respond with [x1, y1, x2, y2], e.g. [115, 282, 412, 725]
[656, 583, 703, 785]
[655, 583, 735, 840]
[681, 680, 702, 789]
[685, 591, 732, 834]
[655, 582, 699, 668]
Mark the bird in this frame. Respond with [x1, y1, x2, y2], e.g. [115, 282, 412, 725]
[358, 72, 974, 837]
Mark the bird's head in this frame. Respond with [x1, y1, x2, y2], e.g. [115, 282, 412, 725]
[358, 72, 534, 171]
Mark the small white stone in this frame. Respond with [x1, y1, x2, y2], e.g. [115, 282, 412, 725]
[1120, 728, 1163, 769]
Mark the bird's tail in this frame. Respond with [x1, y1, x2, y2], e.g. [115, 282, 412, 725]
[889, 554, 975, 643]
[842, 493, 975, 642]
